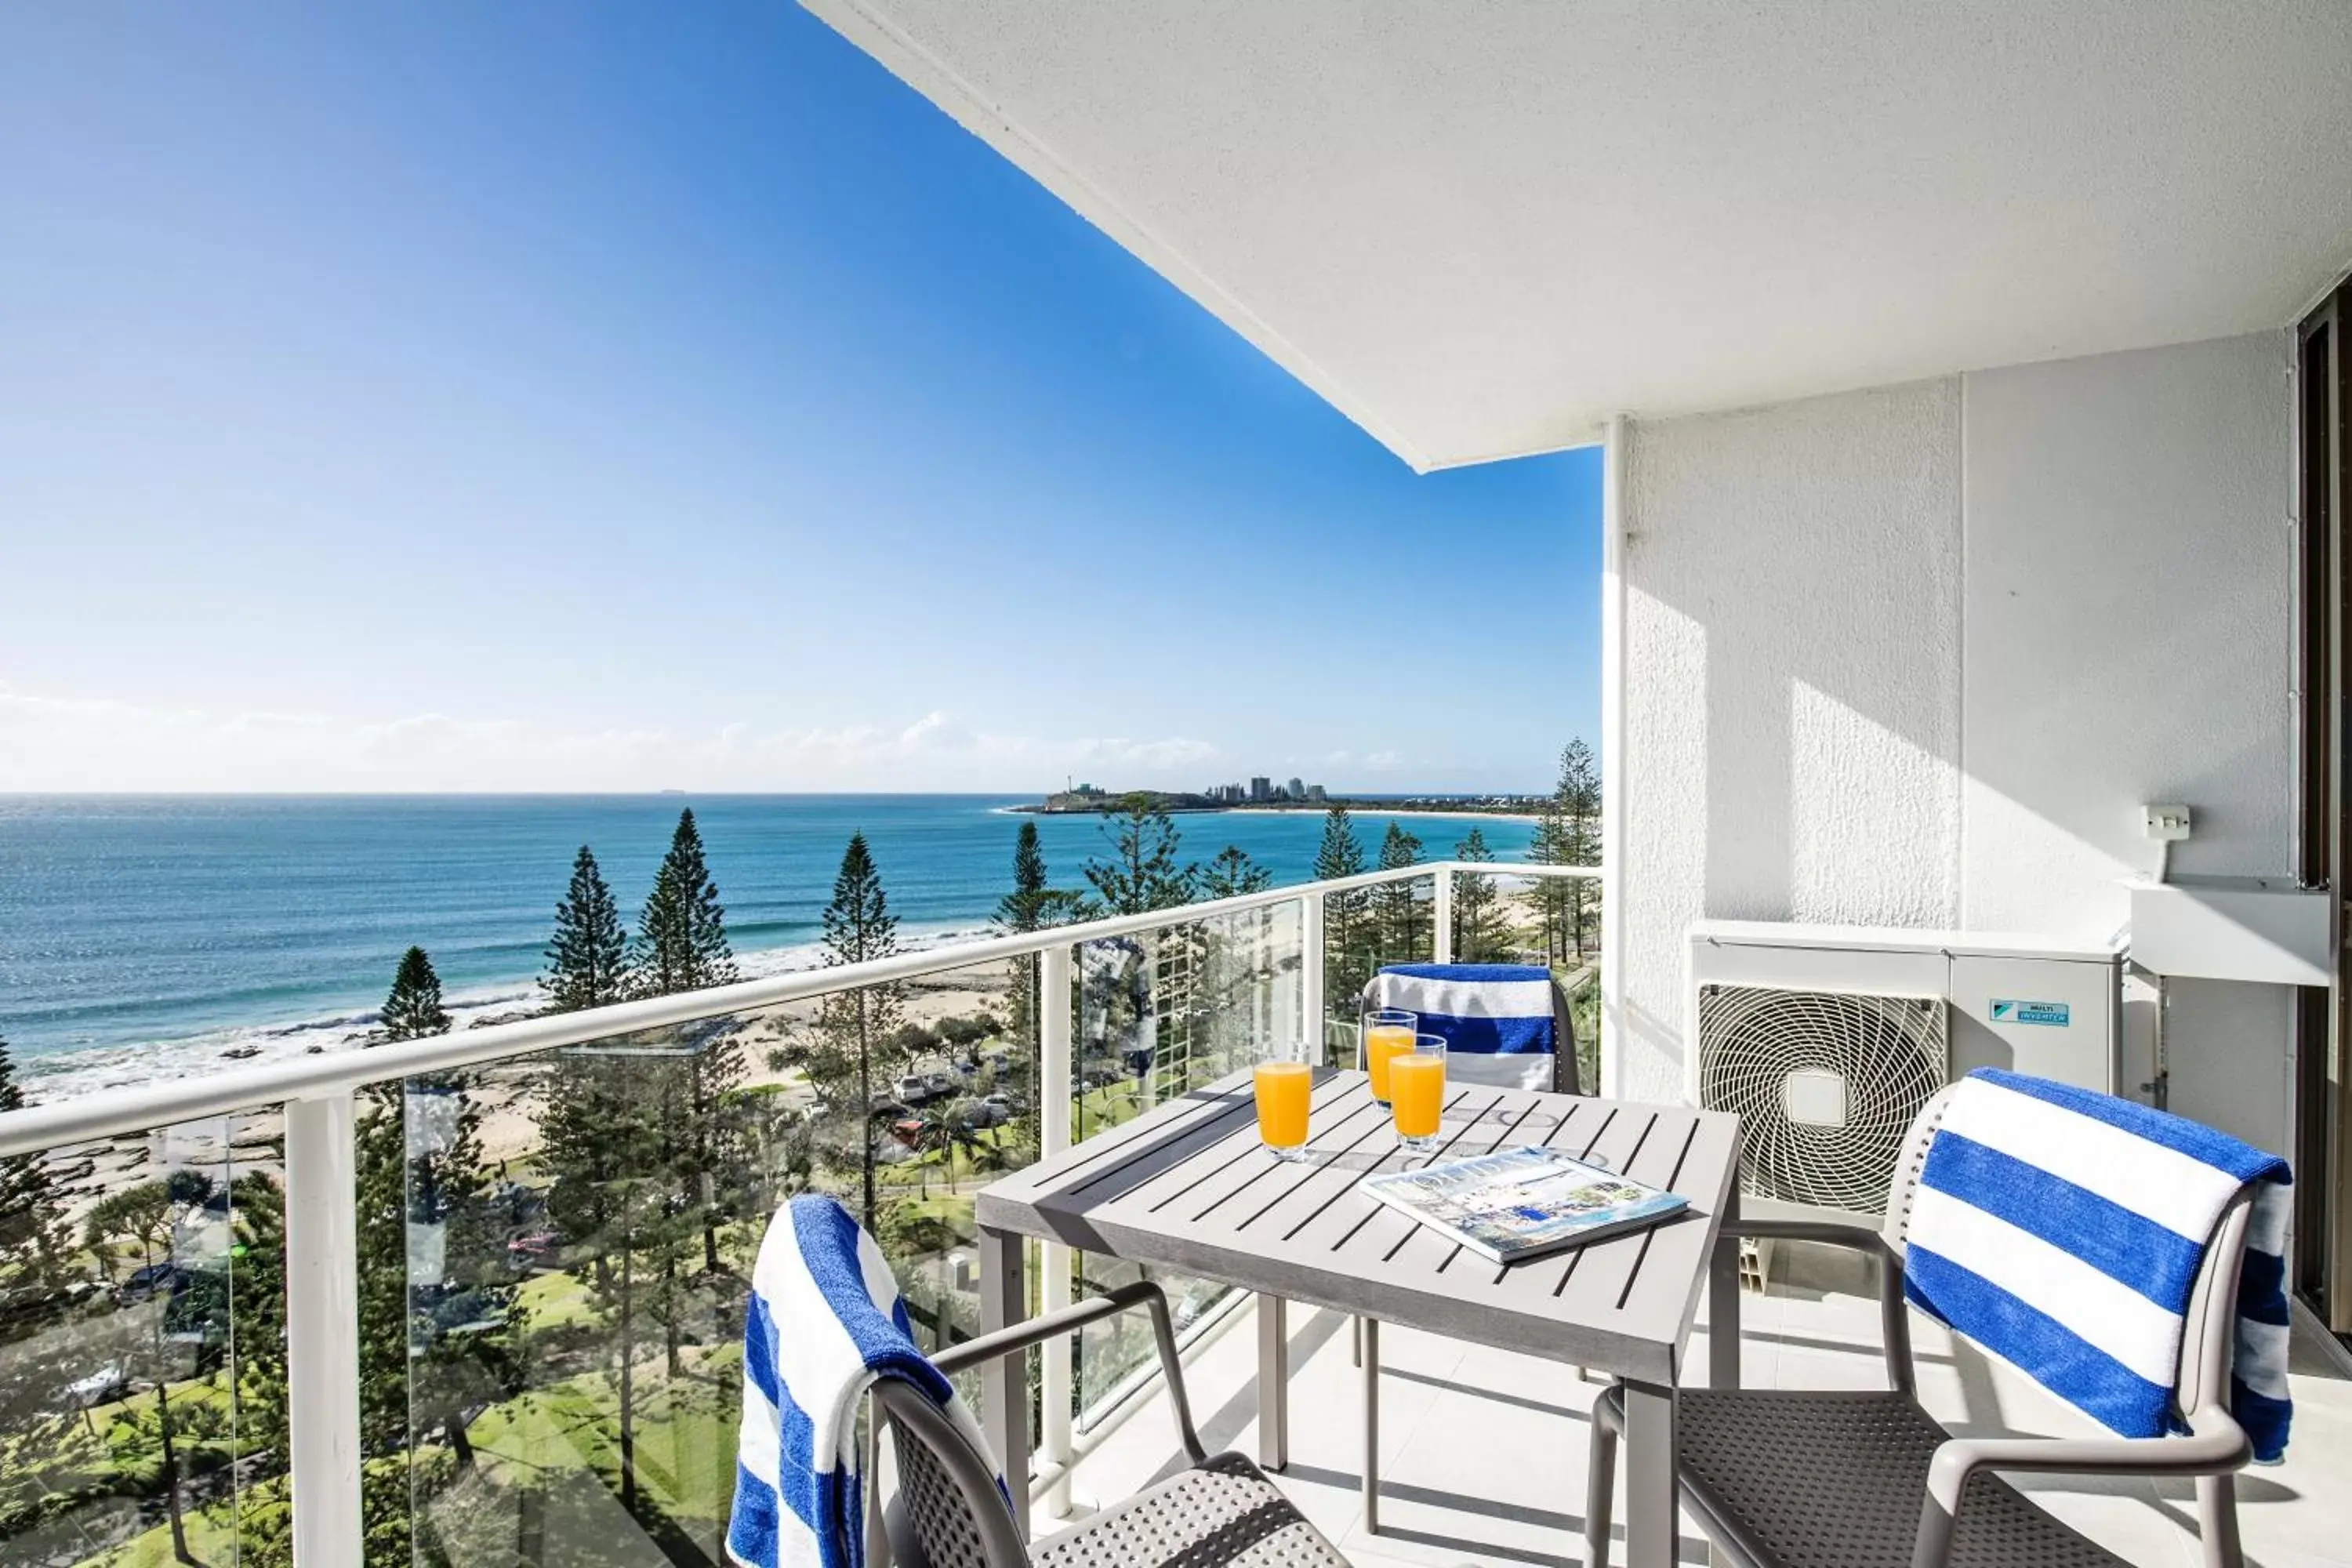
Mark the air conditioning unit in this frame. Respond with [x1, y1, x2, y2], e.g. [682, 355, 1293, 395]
[1689, 921, 2123, 1225]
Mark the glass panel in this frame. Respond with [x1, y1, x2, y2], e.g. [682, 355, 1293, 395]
[1320, 873, 1437, 1065]
[0, 1111, 287, 1567]
[1070, 899, 1301, 1427]
[398, 957, 1038, 1567]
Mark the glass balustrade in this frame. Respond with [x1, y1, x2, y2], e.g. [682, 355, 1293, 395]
[0, 1111, 288, 1567]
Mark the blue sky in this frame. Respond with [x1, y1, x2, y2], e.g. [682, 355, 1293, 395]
[0, 4, 1600, 794]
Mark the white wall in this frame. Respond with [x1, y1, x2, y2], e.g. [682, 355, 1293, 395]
[1616, 332, 2296, 1151]
[1620, 379, 1963, 1105]
[1961, 335, 2294, 936]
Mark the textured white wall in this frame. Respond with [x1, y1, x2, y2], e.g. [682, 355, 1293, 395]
[1620, 380, 1963, 1104]
[1616, 335, 2293, 1148]
[1960, 333, 2295, 1150]
[1961, 334, 2295, 935]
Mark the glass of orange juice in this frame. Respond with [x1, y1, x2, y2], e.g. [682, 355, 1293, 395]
[1254, 1058, 1312, 1161]
[1363, 1008, 1417, 1104]
[1388, 1036, 1447, 1155]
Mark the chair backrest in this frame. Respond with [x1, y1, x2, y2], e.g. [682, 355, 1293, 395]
[1880, 1084, 2250, 1418]
[872, 1377, 1031, 1568]
[1359, 964, 1581, 1095]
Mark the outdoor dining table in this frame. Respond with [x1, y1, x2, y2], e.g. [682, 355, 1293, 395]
[972, 1065, 1744, 1568]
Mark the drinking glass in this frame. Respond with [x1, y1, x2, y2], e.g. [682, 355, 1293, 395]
[1388, 1035, 1447, 1155]
[1363, 1007, 1417, 1104]
[1254, 1057, 1312, 1161]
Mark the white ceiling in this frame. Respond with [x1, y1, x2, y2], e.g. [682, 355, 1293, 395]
[804, 1, 2352, 472]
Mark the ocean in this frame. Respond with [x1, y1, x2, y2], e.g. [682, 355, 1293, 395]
[0, 794, 1533, 1098]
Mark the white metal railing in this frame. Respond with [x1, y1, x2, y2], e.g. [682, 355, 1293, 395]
[0, 856, 1597, 1562]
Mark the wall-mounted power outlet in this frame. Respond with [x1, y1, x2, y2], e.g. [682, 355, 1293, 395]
[2143, 803, 2193, 842]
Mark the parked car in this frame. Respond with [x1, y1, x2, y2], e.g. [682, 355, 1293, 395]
[891, 1071, 958, 1105]
[956, 1094, 1012, 1131]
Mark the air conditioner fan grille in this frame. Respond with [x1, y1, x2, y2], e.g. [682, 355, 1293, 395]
[1697, 984, 1947, 1215]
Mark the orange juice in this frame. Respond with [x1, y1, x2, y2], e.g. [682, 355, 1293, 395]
[1365, 1025, 1415, 1101]
[1388, 1051, 1445, 1141]
[1254, 1060, 1312, 1152]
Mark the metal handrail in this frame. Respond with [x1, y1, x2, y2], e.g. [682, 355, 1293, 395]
[0, 851, 1598, 1562]
[0, 858, 1594, 1157]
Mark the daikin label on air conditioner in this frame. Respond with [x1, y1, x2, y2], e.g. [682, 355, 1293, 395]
[1991, 999, 2070, 1026]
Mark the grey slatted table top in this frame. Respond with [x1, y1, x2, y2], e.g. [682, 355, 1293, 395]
[976, 1068, 1742, 1384]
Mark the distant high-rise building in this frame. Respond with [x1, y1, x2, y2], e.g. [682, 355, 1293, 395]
[1250, 776, 1272, 802]
[1306, 783, 1327, 802]
[1286, 777, 1305, 801]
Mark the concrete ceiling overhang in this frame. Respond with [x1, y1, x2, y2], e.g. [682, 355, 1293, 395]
[804, 1, 2352, 471]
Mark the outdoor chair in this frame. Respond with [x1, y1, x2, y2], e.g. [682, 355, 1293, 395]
[873, 1279, 1352, 1568]
[1348, 963, 1591, 1454]
[1585, 1081, 2265, 1568]
[1356, 962, 1583, 1094]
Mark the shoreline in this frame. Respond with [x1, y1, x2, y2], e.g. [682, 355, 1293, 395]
[14, 917, 1001, 1105]
[1013, 802, 1548, 825]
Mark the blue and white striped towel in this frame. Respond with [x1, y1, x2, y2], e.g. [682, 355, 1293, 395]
[1369, 964, 1559, 1091]
[728, 1195, 1007, 1568]
[1905, 1069, 2292, 1462]
[1368, 964, 1557, 1058]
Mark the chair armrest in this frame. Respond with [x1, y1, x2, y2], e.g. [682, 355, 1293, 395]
[1910, 1404, 2249, 1568]
[1726, 1218, 1891, 1253]
[1725, 1221, 1914, 1395]
[931, 1279, 1207, 1465]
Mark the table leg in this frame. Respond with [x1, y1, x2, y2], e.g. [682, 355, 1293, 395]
[1361, 1316, 1380, 1534]
[1621, 1378, 1678, 1568]
[978, 1223, 1029, 1540]
[1258, 1294, 1289, 1470]
[1709, 1183, 1742, 1392]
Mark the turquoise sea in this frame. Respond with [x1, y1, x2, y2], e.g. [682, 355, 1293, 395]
[0, 794, 1532, 1094]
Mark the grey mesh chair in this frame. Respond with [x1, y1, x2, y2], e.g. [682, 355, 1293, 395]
[872, 1279, 1352, 1568]
[1345, 965, 1591, 1526]
[1585, 1084, 2259, 1568]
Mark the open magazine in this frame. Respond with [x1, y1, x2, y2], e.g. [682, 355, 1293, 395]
[1358, 1145, 1690, 1265]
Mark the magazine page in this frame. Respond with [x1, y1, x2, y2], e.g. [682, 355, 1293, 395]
[1360, 1145, 1688, 1261]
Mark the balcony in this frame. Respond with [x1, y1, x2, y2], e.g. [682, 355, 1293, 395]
[0, 861, 1584, 1567]
[3, 861, 2350, 1568]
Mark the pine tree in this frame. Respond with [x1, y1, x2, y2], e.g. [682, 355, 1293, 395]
[633, 811, 746, 1273]
[1082, 797, 1198, 916]
[806, 833, 909, 1229]
[226, 1172, 292, 1567]
[540, 1051, 671, 1518]
[350, 1080, 415, 1563]
[544, 844, 630, 1012]
[633, 808, 739, 996]
[0, 1030, 67, 1311]
[381, 946, 451, 1040]
[1453, 826, 1508, 961]
[1555, 738, 1603, 959]
[1314, 807, 1374, 1014]
[360, 947, 455, 1560]
[405, 1080, 524, 1472]
[1372, 822, 1427, 960]
[0, 1029, 82, 1544]
[1200, 845, 1272, 898]
[994, 823, 1075, 1151]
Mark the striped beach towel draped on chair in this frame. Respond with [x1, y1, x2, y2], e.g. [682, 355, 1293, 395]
[728, 1195, 1007, 1568]
[1904, 1069, 2292, 1462]
[1367, 963, 1558, 1058]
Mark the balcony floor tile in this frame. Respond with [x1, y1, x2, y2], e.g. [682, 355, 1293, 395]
[1046, 1247, 2352, 1568]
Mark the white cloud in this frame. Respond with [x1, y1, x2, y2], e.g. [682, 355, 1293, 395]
[0, 684, 1225, 793]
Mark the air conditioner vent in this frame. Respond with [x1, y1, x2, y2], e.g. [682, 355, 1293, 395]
[1696, 984, 1947, 1216]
